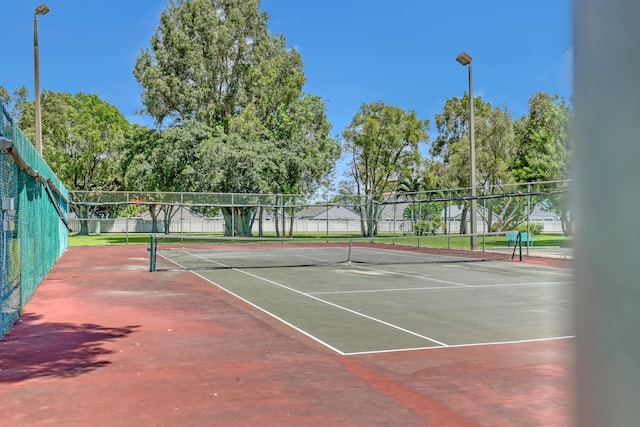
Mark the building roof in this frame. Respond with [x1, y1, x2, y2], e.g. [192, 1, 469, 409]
[296, 205, 360, 220]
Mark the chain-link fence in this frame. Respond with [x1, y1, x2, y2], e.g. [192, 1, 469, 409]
[69, 180, 571, 240]
[0, 104, 69, 338]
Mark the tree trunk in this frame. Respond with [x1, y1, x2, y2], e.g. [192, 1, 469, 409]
[78, 211, 90, 235]
[460, 204, 468, 234]
[222, 206, 255, 237]
[274, 195, 281, 237]
[149, 205, 159, 234]
[288, 206, 295, 238]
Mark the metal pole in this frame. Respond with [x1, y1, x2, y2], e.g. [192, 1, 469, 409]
[526, 183, 531, 255]
[34, 15, 43, 155]
[468, 64, 477, 250]
[447, 190, 451, 250]
[325, 198, 329, 240]
[125, 192, 129, 245]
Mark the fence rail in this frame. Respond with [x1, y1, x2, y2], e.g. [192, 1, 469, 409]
[68, 180, 572, 239]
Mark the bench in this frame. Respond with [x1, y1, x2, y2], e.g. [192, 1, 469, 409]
[506, 232, 535, 247]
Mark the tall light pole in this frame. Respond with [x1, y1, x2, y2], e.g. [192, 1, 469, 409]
[34, 3, 50, 156]
[456, 52, 477, 250]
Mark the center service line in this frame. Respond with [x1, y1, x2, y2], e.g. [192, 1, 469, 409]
[187, 251, 448, 347]
[234, 268, 449, 347]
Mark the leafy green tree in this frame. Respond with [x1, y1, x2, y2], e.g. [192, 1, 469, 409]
[119, 125, 161, 193]
[433, 94, 523, 232]
[0, 86, 36, 134]
[512, 92, 573, 235]
[433, 94, 516, 188]
[118, 124, 165, 232]
[198, 130, 279, 236]
[15, 91, 130, 234]
[119, 119, 212, 234]
[134, 0, 339, 236]
[343, 101, 429, 236]
[0, 86, 10, 107]
[396, 160, 445, 234]
[512, 92, 572, 182]
[16, 91, 128, 192]
[135, 0, 273, 129]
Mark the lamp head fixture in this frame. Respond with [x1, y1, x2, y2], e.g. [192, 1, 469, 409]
[35, 4, 50, 16]
[456, 52, 472, 66]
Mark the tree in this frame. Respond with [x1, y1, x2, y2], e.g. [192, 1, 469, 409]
[118, 124, 164, 232]
[343, 101, 429, 236]
[396, 160, 445, 234]
[433, 94, 516, 187]
[0, 86, 35, 132]
[135, 0, 273, 130]
[118, 119, 212, 234]
[512, 92, 573, 235]
[134, 0, 339, 236]
[198, 130, 280, 236]
[512, 92, 572, 182]
[433, 94, 521, 233]
[0, 86, 10, 106]
[15, 91, 130, 234]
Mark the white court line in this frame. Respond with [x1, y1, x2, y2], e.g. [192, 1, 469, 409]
[445, 261, 574, 277]
[309, 280, 573, 295]
[159, 251, 347, 355]
[231, 268, 448, 347]
[310, 285, 465, 295]
[353, 264, 473, 287]
[160, 250, 570, 355]
[343, 335, 575, 356]
[355, 246, 574, 276]
[175, 250, 448, 348]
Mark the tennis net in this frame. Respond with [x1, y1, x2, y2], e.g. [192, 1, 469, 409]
[149, 233, 522, 272]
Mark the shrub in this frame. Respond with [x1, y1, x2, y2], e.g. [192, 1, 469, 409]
[515, 223, 543, 235]
[414, 217, 442, 235]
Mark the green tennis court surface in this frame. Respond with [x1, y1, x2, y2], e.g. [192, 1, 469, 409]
[155, 244, 573, 355]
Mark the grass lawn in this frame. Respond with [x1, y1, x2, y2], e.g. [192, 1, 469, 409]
[69, 233, 151, 246]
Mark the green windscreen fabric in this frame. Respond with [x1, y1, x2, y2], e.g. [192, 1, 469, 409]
[0, 104, 69, 337]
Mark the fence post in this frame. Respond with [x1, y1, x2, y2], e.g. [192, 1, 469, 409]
[148, 235, 156, 272]
[527, 183, 531, 256]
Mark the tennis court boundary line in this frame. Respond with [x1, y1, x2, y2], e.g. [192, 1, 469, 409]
[158, 251, 449, 352]
[214, 263, 449, 348]
[157, 251, 572, 356]
[157, 253, 347, 355]
[342, 335, 575, 356]
[309, 281, 574, 295]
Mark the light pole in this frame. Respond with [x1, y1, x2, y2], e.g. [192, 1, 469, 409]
[34, 3, 50, 156]
[456, 52, 477, 250]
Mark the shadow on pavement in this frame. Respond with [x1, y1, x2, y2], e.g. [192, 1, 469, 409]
[0, 312, 139, 383]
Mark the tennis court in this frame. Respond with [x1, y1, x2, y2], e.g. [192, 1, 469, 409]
[1, 244, 574, 426]
[154, 241, 573, 356]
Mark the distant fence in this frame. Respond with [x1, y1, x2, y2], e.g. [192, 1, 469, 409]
[69, 217, 566, 236]
[0, 104, 70, 338]
[69, 180, 571, 238]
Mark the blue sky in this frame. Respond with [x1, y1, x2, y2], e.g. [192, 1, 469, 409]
[2, 0, 572, 165]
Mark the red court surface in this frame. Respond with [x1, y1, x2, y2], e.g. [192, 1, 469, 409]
[0, 246, 574, 426]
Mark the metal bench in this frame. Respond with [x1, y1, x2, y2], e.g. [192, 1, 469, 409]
[506, 231, 534, 247]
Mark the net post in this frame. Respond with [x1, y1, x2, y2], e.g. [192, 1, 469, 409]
[148, 234, 156, 272]
[518, 231, 523, 261]
[510, 230, 523, 262]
